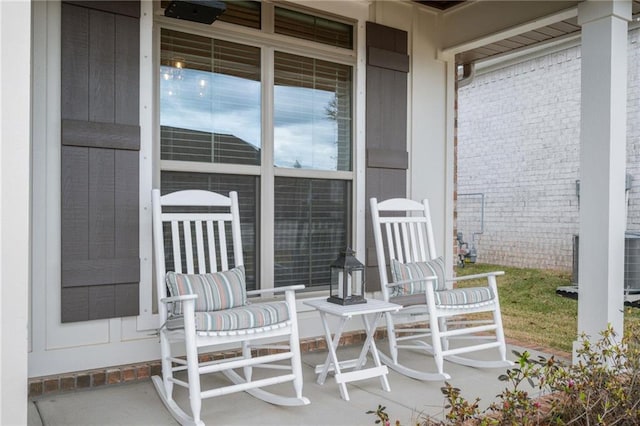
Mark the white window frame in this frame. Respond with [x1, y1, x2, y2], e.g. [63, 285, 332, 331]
[138, 1, 368, 330]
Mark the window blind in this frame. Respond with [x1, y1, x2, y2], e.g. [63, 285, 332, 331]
[161, 126, 260, 165]
[217, 0, 261, 29]
[274, 177, 351, 288]
[274, 51, 351, 92]
[274, 6, 353, 49]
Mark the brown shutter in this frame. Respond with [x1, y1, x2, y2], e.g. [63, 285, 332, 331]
[364, 22, 409, 292]
[61, 1, 140, 322]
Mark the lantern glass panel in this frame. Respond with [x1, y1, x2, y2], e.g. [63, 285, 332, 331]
[330, 266, 343, 300]
[351, 269, 363, 298]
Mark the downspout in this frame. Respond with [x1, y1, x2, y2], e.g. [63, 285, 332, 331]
[457, 62, 475, 88]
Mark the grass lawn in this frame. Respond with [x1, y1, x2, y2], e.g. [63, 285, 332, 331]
[455, 263, 640, 354]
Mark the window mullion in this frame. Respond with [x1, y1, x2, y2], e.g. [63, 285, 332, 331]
[262, 1, 274, 34]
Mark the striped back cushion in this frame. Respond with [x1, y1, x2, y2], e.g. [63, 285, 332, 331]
[390, 256, 446, 296]
[165, 266, 247, 314]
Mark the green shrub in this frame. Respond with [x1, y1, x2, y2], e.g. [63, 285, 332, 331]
[370, 320, 640, 425]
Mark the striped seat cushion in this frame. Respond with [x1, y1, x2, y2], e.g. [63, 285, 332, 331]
[165, 266, 247, 315]
[390, 257, 446, 296]
[389, 293, 426, 307]
[390, 287, 495, 307]
[166, 301, 290, 332]
[434, 286, 495, 307]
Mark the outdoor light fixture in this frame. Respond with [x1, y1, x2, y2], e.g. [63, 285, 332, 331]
[327, 248, 366, 306]
[164, 1, 226, 25]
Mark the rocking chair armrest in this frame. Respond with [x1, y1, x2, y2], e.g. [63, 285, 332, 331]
[246, 284, 305, 297]
[160, 294, 198, 305]
[447, 271, 505, 282]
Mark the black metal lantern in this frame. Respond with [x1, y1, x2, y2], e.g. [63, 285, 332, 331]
[327, 248, 366, 305]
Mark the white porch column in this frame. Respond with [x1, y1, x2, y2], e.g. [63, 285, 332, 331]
[576, 0, 631, 354]
[0, 0, 31, 424]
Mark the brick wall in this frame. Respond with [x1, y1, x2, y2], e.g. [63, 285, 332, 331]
[626, 28, 640, 235]
[457, 28, 640, 271]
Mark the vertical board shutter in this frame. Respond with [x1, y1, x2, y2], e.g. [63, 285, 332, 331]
[61, 1, 141, 322]
[364, 22, 409, 292]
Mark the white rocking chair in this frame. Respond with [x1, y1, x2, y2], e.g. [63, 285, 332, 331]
[370, 197, 513, 381]
[152, 189, 309, 426]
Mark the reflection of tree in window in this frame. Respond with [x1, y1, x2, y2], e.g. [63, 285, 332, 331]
[325, 95, 337, 120]
[324, 95, 341, 165]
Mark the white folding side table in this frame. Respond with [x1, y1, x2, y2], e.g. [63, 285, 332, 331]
[303, 298, 401, 401]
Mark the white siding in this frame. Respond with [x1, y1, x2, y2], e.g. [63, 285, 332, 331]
[29, 0, 451, 377]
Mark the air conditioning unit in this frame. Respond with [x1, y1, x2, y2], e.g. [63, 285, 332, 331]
[572, 232, 640, 293]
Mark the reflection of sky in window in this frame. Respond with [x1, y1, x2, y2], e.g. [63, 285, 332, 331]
[274, 85, 338, 170]
[160, 66, 261, 148]
[161, 66, 341, 170]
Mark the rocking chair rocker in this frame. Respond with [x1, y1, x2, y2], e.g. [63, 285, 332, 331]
[152, 189, 309, 426]
[370, 197, 513, 381]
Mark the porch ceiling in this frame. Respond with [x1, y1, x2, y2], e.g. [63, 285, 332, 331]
[415, 0, 640, 65]
[454, 14, 581, 65]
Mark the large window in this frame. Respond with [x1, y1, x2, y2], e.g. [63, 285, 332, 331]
[159, 2, 355, 290]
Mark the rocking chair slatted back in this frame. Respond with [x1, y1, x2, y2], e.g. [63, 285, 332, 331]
[163, 213, 237, 274]
[373, 199, 439, 300]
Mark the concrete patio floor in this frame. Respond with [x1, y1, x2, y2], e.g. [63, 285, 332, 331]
[28, 341, 559, 426]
